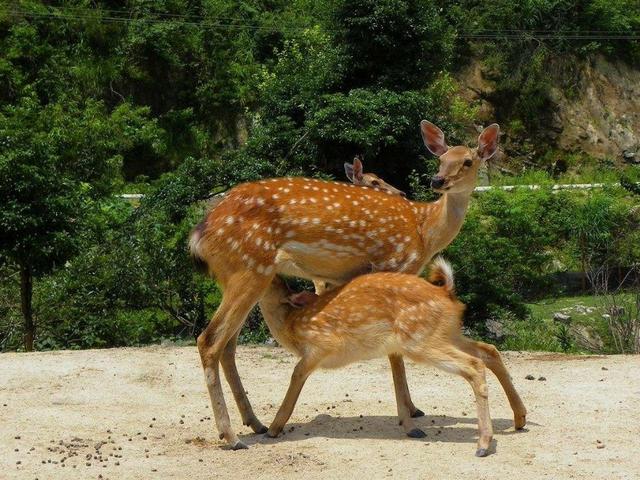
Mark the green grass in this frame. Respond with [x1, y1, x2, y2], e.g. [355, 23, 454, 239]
[527, 293, 635, 324]
[500, 292, 637, 353]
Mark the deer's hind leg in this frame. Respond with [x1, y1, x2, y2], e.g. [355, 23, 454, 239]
[410, 346, 493, 457]
[197, 271, 274, 449]
[221, 330, 268, 434]
[457, 338, 527, 430]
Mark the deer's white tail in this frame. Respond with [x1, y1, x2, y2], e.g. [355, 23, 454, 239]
[429, 256, 455, 296]
[189, 220, 210, 275]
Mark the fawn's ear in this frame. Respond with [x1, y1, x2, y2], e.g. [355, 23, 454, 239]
[477, 123, 500, 161]
[420, 120, 448, 157]
[345, 157, 364, 183]
[352, 156, 364, 182]
[344, 162, 354, 182]
[285, 291, 319, 308]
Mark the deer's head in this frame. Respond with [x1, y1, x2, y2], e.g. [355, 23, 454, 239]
[420, 121, 500, 194]
[345, 156, 406, 196]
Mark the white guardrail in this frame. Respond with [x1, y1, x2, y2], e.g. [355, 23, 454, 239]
[118, 182, 633, 200]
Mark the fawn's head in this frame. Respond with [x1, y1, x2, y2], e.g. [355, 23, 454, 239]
[259, 276, 294, 321]
[420, 121, 500, 194]
[345, 156, 406, 196]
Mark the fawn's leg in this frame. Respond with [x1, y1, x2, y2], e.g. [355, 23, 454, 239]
[221, 330, 268, 434]
[389, 354, 425, 437]
[419, 347, 493, 457]
[458, 339, 527, 430]
[266, 356, 318, 438]
[198, 275, 273, 450]
[388, 354, 424, 418]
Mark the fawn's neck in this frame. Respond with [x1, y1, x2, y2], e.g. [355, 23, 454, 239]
[418, 189, 472, 255]
[259, 289, 288, 337]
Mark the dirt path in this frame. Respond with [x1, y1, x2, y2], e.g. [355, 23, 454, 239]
[1, 346, 639, 479]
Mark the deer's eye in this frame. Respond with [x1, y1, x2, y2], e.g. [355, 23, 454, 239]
[463, 159, 473, 167]
[371, 180, 380, 186]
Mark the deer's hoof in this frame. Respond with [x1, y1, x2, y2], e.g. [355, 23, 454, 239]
[411, 408, 425, 418]
[407, 428, 427, 438]
[475, 448, 489, 457]
[232, 440, 249, 450]
[255, 425, 268, 434]
[515, 414, 527, 430]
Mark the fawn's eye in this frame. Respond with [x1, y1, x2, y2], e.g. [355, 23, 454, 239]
[371, 180, 380, 186]
[463, 159, 473, 167]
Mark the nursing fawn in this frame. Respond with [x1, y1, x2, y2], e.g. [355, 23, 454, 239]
[259, 259, 527, 457]
[190, 121, 500, 448]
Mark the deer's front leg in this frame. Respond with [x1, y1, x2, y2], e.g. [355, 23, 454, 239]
[388, 354, 425, 419]
[266, 357, 318, 438]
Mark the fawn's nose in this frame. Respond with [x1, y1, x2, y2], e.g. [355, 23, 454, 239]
[430, 176, 445, 189]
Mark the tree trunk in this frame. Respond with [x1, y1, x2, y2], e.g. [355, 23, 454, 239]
[20, 265, 34, 352]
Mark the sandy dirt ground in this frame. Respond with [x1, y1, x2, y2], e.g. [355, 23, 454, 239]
[1, 345, 639, 480]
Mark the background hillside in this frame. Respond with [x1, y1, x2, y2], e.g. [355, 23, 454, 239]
[1, 1, 639, 353]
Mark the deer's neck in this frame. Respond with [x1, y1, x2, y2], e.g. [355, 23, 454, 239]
[258, 289, 291, 347]
[418, 190, 472, 256]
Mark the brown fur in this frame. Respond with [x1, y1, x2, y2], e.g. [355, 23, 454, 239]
[190, 122, 501, 449]
[259, 262, 527, 456]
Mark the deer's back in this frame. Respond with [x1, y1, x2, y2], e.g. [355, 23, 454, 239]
[198, 178, 428, 283]
[285, 273, 462, 366]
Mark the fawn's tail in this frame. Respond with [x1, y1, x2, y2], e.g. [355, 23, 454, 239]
[428, 256, 455, 297]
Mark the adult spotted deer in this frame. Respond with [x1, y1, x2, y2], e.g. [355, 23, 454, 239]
[259, 261, 527, 456]
[190, 120, 500, 449]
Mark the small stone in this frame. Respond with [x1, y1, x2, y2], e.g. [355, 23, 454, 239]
[538, 376, 546, 381]
[601, 367, 608, 371]
[525, 374, 535, 380]
[553, 313, 571, 324]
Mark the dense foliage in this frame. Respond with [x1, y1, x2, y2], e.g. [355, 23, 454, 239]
[0, 1, 638, 351]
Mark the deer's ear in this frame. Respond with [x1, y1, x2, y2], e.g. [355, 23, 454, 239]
[344, 162, 354, 182]
[286, 291, 318, 308]
[352, 156, 364, 182]
[420, 120, 448, 156]
[477, 123, 500, 160]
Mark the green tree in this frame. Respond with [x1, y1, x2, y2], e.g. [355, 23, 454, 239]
[0, 95, 161, 350]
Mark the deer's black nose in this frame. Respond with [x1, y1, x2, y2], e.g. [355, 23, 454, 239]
[430, 176, 445, 189]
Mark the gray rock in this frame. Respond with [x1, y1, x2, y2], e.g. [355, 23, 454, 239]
[553, 312, 572, 324]
[485, 318, 505, 340]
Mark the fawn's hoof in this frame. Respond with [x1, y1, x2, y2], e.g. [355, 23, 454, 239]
[232, 440, 249, 450]
[515, 414, 527, 430]
[255, 425, 268, 434]
[475, 448, 488, 457]
[407, 428, 427, 438]
[263, 431, 279, 439]
[411, 408, 425, 418]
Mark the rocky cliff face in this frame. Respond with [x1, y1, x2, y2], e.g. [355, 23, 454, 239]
[458, 55, 640, 165]
[550, 56, 639, 162]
